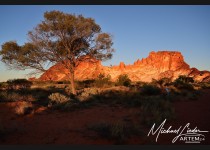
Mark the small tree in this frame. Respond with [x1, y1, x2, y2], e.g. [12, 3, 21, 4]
[175, 75, 194, 84]
[0, 11, 114, 95]
[116, 74, 131, 87]
[95, 73, 112, 88]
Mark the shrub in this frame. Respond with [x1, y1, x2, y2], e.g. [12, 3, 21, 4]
[48, 93, 70, 106]
[88, 120, 145, 144]
[6, 79, 32, 90]
[141, 84, 161, 95]
[174, 75, 194, 84]
[152, 78, 172, 87]
[174, 81, 194, 91]
[140, 96, 175, 126]
[0, 91, 36, 102]
[116, 74, 131, 87]
[15, 102, 33, 115]
[201, 82, 210, 89]
[94, 73, 112, 88]
[88, 121, 126, 144]
[78, 88, 100, 101]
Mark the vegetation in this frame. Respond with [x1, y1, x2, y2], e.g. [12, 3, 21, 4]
[0, 10, 114, 95]
[88, 120, 144, 144]
[15, 102, 33, 116]
[48, 93, 70, 106]
[140, 84, 162, 96]
[94, 73, 112, 88]
[115, 74, 131, 87]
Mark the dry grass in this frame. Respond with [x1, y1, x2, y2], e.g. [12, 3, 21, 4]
[15, 102, 33, 116]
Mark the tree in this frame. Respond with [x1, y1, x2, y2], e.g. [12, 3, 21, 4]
[0, 10, 114, 95]
[116, 74, 131, 87]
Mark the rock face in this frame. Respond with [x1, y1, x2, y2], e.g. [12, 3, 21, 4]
[39, 51, 210, 82]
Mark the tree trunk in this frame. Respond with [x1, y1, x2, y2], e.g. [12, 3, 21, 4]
[69, 71, 77, 95]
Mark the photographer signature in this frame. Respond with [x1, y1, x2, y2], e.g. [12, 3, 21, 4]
[147, 119, 209, 143]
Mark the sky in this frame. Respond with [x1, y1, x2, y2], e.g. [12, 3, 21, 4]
[0, 5, 210, 82]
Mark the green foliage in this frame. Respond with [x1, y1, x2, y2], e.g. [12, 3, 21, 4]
[174, 79, 194, 90]
[116, 74, 131, 87]
[0, 10, 115, 95]
[175, 75, 194, 84]
[94, 73, 112, 88]
[141, 84, 162, 95]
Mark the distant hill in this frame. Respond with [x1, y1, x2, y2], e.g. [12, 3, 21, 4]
[38, 51, 210, 82]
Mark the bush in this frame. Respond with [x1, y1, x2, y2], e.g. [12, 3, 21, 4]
[94, 73, 112, 88]
[174, 81, 194, 91]
[141, 84, 161, 95]
[201, 82, 210, 89]
[174, 75, 194, 84]
[15, 102, 33, 115]
[116, 74, 131, 87]
[48, 93, 70, 106]
[0, 91, 35, 102]
[140, 96, 175, 126]
[6, 79, 32, 90]
[77, 88, 100, 101]
[88, 121, 126, 144]
[152, 78, 172, 87]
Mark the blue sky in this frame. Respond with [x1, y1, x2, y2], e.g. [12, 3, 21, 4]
[0, 5, 210, 82]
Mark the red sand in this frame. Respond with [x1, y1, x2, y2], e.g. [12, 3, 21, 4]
[0, 89, 210, 145]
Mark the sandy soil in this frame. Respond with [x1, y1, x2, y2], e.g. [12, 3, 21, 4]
[0, 89, 210, 145]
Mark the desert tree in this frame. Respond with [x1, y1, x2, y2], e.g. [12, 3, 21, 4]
[0, 10, 114, 95]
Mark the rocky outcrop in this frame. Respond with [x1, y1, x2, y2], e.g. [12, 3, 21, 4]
[38, 51, 210, 82]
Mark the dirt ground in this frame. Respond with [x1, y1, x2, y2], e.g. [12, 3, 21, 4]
[0, 89, 210, 145]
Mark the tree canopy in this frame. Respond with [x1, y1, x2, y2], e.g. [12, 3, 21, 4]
[0, 10, 115, 94]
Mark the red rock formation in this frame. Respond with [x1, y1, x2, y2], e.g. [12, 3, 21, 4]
[38, 51, 210, 82]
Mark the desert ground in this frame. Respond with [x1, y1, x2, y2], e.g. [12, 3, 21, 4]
[0, 78, 210, 145]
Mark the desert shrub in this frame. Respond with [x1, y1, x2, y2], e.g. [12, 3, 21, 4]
[76, 80, 95, 89]
[116, 74, 131, 87]
[88, 121, 126, 144]
[174, 81, 194, 91]
[140, 96, 175, 126]
[0, 91, 36, 102]
[141, 84, 161, 95]
[0, 91, 22, 102]
[15, 102, 33, 115]
[94, 73, 112, 88]
[0, 82, 8, 90]
[201, 82, 210, 89]
[88, 120, 145, 144]
[152, 78, 172, 88]
[175, 75, 194, 84]
[173, 75, 194, 90]
[77, 88, 100, 101]
[48, 93, 70, 106]
[6, 79, 32, 90]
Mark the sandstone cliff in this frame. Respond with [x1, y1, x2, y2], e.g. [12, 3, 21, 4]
[39, 51, 210, 82]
